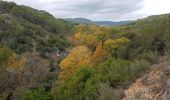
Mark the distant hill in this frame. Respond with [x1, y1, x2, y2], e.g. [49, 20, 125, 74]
[64, 18, 94, 24]
[94, 21, 132, 26]
[64, 18, 133, 26]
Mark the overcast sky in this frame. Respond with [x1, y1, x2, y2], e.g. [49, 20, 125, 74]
[5, 0, 170, 21]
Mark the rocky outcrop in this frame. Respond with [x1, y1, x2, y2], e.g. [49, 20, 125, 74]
[123, 56, 170, 100]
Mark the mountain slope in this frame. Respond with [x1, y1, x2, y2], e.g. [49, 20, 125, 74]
[63, 18, 132, 26]
[64, 18, 94, 24]
[0, 1, 73, 54]
[0, 1, 73, 99]
[94, 21, 132, 26]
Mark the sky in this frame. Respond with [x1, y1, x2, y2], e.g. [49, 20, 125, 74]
[5, 0, 170, 21]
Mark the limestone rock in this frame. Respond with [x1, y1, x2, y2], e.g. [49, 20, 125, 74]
[123, 57, 170, 100]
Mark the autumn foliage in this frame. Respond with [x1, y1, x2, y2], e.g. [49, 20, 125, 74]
[8, 53, 26, 70]
[92, 42, 105, 62]
[60, 26, 131, 81]
[68, 32, 98, 49]
[59, 46, 92, 80]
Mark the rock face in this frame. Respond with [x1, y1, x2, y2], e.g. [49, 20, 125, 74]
[123, 57, 170, 100]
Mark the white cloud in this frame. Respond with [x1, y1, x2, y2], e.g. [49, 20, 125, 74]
[139, 0, 170, 15]
[5, 0, 170, 21]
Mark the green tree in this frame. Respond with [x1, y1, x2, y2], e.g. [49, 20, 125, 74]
[0, 46, 13, 99]
[104, 37, 130, 58]
[20, 87, 53, 100]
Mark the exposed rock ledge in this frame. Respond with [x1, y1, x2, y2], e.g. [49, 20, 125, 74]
[123, 56, 170, 100]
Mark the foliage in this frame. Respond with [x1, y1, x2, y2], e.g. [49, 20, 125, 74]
[20, 87, 53, 100]
[37, 36, 70, 57]
[54, 59, 149, 100]
[98, 83, 123, 100]
[0, 46, 13, 66]
[68, 32, 98, 49]
[0, 1, 73, 54]
[0, 92, 8, 100]
[69, 25, 112, 48]
[129, 59, 149, 78]
[92, 42, 105, 62]
[104, 37, 130, 58]
[0, 46, 13, 98]
[8, 53, 26, 70]
[10, 4, 73, 34]
[72, 24, 111, 36]
[59, 46, 92, 80]
[2, 1, 170, 100]
[53, 67, 94, 100]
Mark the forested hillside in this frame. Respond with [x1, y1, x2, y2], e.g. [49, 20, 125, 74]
[0, 1, 73, 100]
[0, 1, 73, 54]
[1, 1, 170, 100]
[53, 14, 170, 100]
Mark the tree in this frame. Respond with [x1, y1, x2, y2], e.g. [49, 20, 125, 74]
[20, 87, 53, 100]
[0, 46, 13, 66]
[92, 42, 105, 62]
[72, 24, 111, 36]
[104, 37, 130, 58]
[0, 46, 13, 99]
[53, 59, 132, 100]
[8, 53, 26, 70]
[68, 32, 98, 49]
[59, 46, 92, 80]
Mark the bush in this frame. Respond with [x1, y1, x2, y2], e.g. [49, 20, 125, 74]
[0, 92, 8, 100]
[95, 59, 131, 87]
[98, 83, 123, 100]
[53, 67, 94, 100]
[37, 36, 70, 57]
[53, 57, 151, 100]
[0, 46, 13, 98]
[0, 46, 13, 66]
[130, 59, 149, 79]
[138, 52, 159, 64]
[53, 59, 134, 100]
[20, 87, 53, 100]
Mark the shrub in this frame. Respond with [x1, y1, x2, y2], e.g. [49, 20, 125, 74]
[129, 59, 149, 79]
[53, 67, 94, 100]
[98, 83, 123, 100]
[0, 46, 13, 66]
[138, 52, 159, 64]
[53, 59, 133, 100]
[20, 87, 53, 100]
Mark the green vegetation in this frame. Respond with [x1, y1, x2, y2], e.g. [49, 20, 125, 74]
[53, 14, 170, 99]
[0, 1, 73, 99]
[0, 1, 73, 54]
[53, 59, 149, 100]
[1, 1, 170, 100]
[0, 46, 13, 99]
[20, 87, 54, 100]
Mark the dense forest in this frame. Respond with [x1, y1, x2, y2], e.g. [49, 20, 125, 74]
[1, 1, 170, 100]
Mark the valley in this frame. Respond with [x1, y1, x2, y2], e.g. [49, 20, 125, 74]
[0, 1, 170, 100]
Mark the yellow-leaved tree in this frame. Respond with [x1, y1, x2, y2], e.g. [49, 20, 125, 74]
[59, 46, 92, 80]
[92, 42, 105, 62]
[8, 53, 26, 70]
[68, 32, 98, 49]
